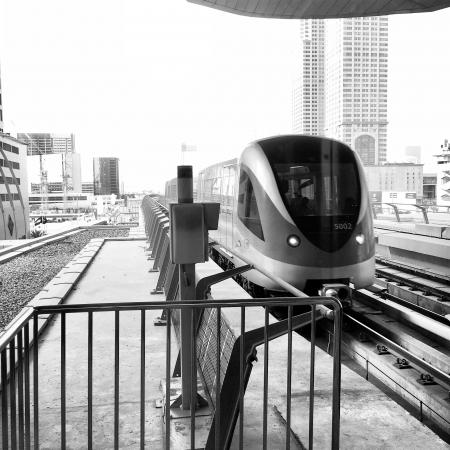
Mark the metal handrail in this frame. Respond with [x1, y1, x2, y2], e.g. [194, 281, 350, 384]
[140, 194, 343, 449]
[1, 296, 342, 450]
[0, 308, 34, 353]
[0, 195, 344, 449]
[31, 297, 338, 314]
[371, 202, 429, 223]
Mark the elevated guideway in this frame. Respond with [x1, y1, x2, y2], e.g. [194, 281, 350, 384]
[374, 217, 450, 277]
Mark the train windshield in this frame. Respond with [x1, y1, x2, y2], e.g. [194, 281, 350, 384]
[261, 137, 361, 251]
[274, 162, 360, 218]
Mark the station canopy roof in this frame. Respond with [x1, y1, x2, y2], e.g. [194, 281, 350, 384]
[186, 0, 450, 19]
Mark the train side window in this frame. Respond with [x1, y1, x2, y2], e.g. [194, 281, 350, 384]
[237, 170, 264, 240]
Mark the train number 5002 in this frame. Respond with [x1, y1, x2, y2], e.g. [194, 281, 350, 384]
[334, 223, 352, 230]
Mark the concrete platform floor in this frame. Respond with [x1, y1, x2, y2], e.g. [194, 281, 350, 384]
[32, 240, 169, 448]
[26, 238, 449, 449]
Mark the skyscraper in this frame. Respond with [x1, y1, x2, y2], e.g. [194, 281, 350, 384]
[0, 65, 3, 133]
[293, 17, 388, 166]
[0, 66, 30, 239]
[293, 19, 325, 135]
[93, 157, 120, 196]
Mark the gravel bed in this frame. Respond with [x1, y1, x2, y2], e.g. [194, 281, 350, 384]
[0, 228, 129, 331]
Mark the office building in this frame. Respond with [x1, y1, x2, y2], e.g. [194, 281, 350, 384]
[0, 69, 30, 238]
[82, 182, 94, 194]
[365, 163, 423, 199]
[17, 133, 82, 193]
[0, 133, 30, 238]
[93, 157, 120, 196]
[293, 17, 388, 165]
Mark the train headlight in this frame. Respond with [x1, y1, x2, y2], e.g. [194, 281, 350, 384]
[287, 235, 301, 247]
[320, 284, 351, 304]
[355, 234, 365, 245]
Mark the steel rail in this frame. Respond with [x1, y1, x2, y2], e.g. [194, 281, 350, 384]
[376, 257, 450, 285]
[375, 268, 450, 302]
[359, 287, 450, 326]
[353, 289, 450, 339]
[343, 313, 450, 390]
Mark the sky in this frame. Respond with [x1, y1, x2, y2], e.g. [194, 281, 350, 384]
[0, 0, 449, 192]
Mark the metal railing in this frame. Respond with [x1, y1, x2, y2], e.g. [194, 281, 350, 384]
[1, 297, 342, 450]
[0, 195, 343, 449]
[140, 194, 343, 449]
[371, 202, 429, 224]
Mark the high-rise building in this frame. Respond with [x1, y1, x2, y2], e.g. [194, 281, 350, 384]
[17, 133, 82, 192]
[0, 67, 30, 239]
[93, 157, 120, 196]
[0, 65, 3, 133]
[324, 17, 388, 165]
[0, 133, 30, 239]
[292, 20, 325, 135]
[293, 17, 388, 166]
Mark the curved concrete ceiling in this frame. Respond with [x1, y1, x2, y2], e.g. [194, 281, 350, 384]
[186, 0, 450, 19]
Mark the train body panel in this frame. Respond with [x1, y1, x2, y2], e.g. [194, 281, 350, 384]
[224, 247, 375, 291]
[167, 135, 375, 294]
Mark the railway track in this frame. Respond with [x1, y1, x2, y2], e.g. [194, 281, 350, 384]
[207, 240, 450, 440]
[342, 258, 450, 440]
[338, 286, 450, 441]
[375, 257, 450, 303]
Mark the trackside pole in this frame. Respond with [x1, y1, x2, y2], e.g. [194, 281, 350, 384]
[177, 166, 195, 410]
[169, 165, 220, 411]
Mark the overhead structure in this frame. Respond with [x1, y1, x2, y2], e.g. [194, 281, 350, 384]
[186, 0, 450, 19]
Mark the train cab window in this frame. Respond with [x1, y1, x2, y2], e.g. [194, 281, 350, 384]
[237, 170, 264, 240]
[275, 162, 360, 219]
[260, 136, 361, 252]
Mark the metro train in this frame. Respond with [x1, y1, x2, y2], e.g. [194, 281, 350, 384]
[165, 135, 375, 297]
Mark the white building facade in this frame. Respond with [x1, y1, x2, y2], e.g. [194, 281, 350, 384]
[0, 133, 30, 239]
[364, 163, 423, 199]
[293, 19, 325, 135]
[324, 16, 388, 165]
[293, 17, 388, 166]
[0, 65, 3, 134]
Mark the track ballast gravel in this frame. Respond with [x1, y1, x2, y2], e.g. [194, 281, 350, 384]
[0, 228, 129, 330]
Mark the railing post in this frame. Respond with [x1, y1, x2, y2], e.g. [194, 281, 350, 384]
[177, 165, 196, 410]
[387, 203, 400, 222]
[415, 204, 429, 224]
[169, 166, 220, 411]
